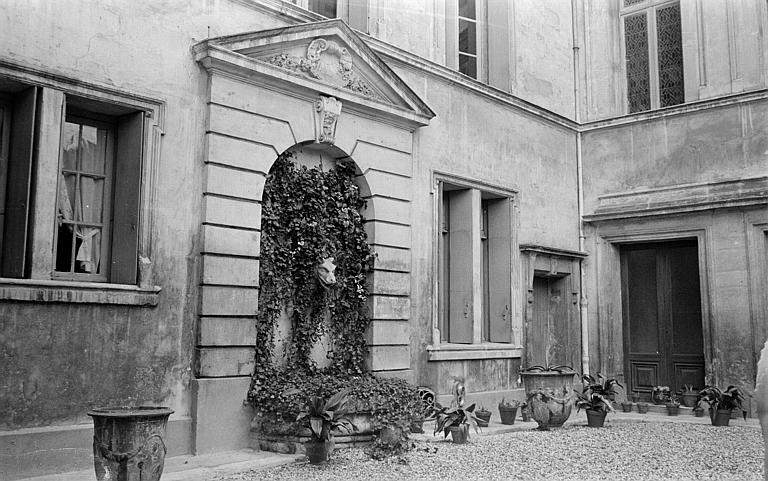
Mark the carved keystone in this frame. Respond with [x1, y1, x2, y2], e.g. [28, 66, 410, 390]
[314, 96, 342, 144]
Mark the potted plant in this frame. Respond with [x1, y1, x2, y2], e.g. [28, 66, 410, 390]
[680, 384, 698, 408]
[475, 406, 492, 427]
[620, 400, 633, 413]
[666, 395, 681, 416]
[693, 399, 707, 417]
[575, 374, 623, 428]
[651, 386, 671, 405]
[637, 402, 649, 414]
[696, 385, 747, 426]
[295, 389, 356, 464]
[431, 401, 481, 444]
[498, 398, 520, 425]
[520, 402, 531, 422]
[519, 365, 578, 430]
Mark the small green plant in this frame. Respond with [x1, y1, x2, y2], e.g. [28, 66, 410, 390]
[665, 394, 680, 407]
[431, 401, 481, 439]
[575, 374, 623, 413]
[652, 386, 672, 404]
[498, 398, 521, 409]
[681, 384, 696, 394]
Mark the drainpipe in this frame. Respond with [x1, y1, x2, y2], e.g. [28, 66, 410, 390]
[572, 0, 590, 376]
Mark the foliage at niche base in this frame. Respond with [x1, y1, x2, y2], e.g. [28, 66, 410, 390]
[247, 152, 421, 457]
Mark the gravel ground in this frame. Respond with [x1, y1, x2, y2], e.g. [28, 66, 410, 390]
[214, 423, 765, 481]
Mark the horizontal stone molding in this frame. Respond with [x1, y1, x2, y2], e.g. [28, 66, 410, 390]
[202, 225, 261, 257]
[200, 286, 259, 316]
[195, 346, 255, 377]
[426, 343, 523, 361]
[202, 254, 260, 287]
[207, 133, 277, 173]
[0, 279, 160, 306]
[371, 270, 410, 296]
[204, 195, 262, 230]
[371, 295, 410, 319]
[208, 103, 295, 154]
[205, 163, 266, 202]
[365, 222, 411, 249]
[198, 316, 257, 346]
[586, 176, 768, 222]
[367, 345, 410, 371]
[366, 319, 410, 346]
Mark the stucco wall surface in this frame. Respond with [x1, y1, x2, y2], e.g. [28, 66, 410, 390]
[0, 0, 289, 430]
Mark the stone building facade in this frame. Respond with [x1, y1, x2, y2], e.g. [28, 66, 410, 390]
[0, 1, 766, 478]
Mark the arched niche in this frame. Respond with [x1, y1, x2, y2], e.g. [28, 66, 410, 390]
[262, 140, 373, 370]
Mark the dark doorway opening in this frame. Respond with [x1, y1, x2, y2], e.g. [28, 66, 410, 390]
[621, 239, 705, 401]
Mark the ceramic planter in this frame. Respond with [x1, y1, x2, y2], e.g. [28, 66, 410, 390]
[680, 393, 698, 408]
[520, 370, 576, 430]
[586, 409, 607, 428]
[447, 424, 469, 444]
[87, 406, 173, 481]
[475, 411, 492, 428]
[305, 439, 335, 464]
[711, 409, 732, 426]
[498, 406, 518, 425]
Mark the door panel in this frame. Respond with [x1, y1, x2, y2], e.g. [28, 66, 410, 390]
[622, 240, 704, 400]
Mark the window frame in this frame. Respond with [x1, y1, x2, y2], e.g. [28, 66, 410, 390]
[53, 112, 116, 283]
[431, 172, 521, 356]
[294, 0, 369, 33]
[619, 0, 684, 113]
[446, 0, 488, 82]
[0, 64, 162, 305]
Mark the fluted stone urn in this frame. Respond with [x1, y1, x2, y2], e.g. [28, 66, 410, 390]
[520, 366, 577, 430]
[88, 406, 173, 481]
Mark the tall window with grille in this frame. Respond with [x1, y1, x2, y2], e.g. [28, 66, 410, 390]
[621, 0, 684, 113]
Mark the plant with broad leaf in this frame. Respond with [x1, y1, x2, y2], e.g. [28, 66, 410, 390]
[697, 385, 747, 420]
[430, 401, 481, 439]
[575, 373, 623, 413]
[294, 388, 357, 442]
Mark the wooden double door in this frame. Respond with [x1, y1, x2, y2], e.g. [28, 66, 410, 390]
[621, 240, 705, 399]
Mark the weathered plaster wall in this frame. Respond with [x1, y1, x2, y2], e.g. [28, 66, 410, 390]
[0, 0, 288, 436]
[581, 0, 768, 120]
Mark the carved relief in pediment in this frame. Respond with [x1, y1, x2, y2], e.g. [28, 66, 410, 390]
[264, 38, 384, 102]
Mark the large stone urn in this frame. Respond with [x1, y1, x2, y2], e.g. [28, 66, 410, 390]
[756, 338, 768, 480]
[520, 367, 577, 430]
[87, 406, 174, 481]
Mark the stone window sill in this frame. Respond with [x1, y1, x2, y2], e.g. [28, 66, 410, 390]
[426, 343, 523, 361]
[0, 278, 161, 306]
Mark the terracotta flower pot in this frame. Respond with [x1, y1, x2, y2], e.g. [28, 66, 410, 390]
[447, 424, 469, 444]
[305, 439, 335, 464]
[637, 403, 649, 414]
[694, 408, 705, 417]
[586, 409, 607, 428]
[621, 402, 633, 413]
[498, 406, 518, 425]
[475, 411, 492, 428]
[711, 409, 732, 426]
[87, 406, 173, 481]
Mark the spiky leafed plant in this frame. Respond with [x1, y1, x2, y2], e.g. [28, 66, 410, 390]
[697, 385, 747, 421]
[575, 373, 624, 413]
[295, 388, 357, 442]
[430, 401, 481, 439]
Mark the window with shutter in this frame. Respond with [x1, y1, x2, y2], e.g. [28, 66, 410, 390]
[297, 0, 369, 33]
[438, 180, 514, 345]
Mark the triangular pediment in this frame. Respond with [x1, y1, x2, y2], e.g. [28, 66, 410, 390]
[194, 19, 434, 128]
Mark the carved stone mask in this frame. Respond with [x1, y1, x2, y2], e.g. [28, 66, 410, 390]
[316, 257, 337, 287]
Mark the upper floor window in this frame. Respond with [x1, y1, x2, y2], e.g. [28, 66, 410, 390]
[447, 0, 486, 81]
[621, 0, 684, 113]
[293, 0, 369, 33]
[0, 81, 145, 284]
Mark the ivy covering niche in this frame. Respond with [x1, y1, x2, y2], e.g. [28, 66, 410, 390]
[247, 148, 421, 456]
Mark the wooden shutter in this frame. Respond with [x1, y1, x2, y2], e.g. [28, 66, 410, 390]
[488, 199, 512, 343]
[1, 86, 38, 277]
[347, 0, 368, 33]
[110, 111, 144, 284]
[448, 189, 476, 343]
